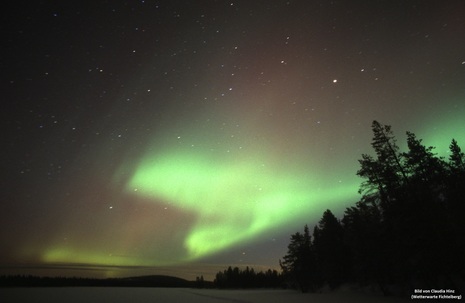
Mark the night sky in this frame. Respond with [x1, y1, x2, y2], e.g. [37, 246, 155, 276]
[2, 1, 465, 280]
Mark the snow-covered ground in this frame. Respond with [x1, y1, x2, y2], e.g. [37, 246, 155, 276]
[0, 287, 409, 303]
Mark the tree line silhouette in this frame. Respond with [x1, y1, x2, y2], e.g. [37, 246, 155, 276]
[280, 121, 465, 294]
[213, 266, 282, 288]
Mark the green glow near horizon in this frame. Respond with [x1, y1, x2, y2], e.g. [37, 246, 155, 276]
[42, 247, 143, 267]
[124, 146, 358, 261]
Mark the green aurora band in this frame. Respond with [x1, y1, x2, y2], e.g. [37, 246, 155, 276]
[121, 111, 465, 262]
[123, 145, 359, 261]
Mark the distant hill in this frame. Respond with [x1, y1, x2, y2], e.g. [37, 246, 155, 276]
[0, 274, 199, 288]
[120, 275, 192, 287]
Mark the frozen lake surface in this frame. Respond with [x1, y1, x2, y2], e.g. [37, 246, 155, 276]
[0, 287, 408, 303]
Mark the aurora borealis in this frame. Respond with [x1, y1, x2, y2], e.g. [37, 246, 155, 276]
[2, 1, 465, 280]
[123, 140, 356, 260]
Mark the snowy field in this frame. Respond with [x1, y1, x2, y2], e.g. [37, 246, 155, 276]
[0, 287, 409, 303]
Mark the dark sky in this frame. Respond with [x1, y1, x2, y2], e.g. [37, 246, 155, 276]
[2, 0, 465, 280]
